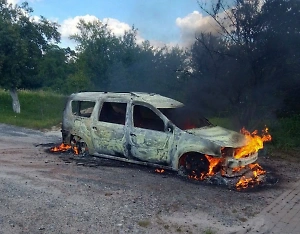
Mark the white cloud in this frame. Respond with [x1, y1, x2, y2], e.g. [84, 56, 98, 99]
[59, 15, 146, 49]
[60, 15, 98, 39]
[103, 18, 131, 37]
[7, 0, 19, 4]
[177, 1, 265, 47]
[176, 11, 221, 47]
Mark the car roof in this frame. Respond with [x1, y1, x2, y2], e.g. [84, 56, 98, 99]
[69, 92, 184, 108]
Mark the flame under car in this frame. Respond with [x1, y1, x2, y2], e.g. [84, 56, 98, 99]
[61, 92, 259, 180]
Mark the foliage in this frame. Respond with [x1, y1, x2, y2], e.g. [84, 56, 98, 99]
[0, 89, 66, 129]
[268, 115, 300, 149]
[70, 19, 121, 89]
[0, 0, 61, 90]
[0, 0, 299, 151]
[35, 45, 76, 93]
[69, 19, 189, 100]
[190, 0, 300, 128]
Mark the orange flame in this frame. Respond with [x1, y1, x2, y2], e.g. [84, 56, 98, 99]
[73, 146, 79, 155]
[236, 163, 266, 190]
[155, 169, 165, 173]
[188, 172, 206, 181]
[50, 143, 79, 155]
[50, 143, 71, 152]
[206, 155, 223, 176]
[235, 127, 271, 159]
[187, 127, 271, 190]
[187, 155, 223, 181]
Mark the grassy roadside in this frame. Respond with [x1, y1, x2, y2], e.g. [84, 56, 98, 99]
[1, 89, 299, 153]
[0, 89, 67, 130]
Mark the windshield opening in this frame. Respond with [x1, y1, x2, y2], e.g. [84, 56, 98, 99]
[159, 106, 213, 130]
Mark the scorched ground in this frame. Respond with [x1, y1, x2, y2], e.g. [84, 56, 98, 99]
[0, 123, 295, 234]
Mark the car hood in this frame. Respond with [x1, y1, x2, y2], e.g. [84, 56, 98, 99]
[186, 126, 247, 148]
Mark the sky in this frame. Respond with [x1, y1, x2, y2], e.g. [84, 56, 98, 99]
[7, 0, 220, 49]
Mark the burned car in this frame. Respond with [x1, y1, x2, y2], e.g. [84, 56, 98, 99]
[61, 92, 258, 179]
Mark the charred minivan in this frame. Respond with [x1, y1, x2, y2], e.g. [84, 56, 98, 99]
[62, 92, 258, 178]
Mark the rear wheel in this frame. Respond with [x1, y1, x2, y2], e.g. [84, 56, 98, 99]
[70, 136, 89, 156]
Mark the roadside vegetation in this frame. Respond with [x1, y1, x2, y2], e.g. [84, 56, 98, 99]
[0, 1, 299, 151]
[0, 88, 299, 150]
[0, 89, 66, 129]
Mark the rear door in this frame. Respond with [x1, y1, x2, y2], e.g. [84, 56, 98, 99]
[69, 100, 96, 144]
[91, 100, 128, 157]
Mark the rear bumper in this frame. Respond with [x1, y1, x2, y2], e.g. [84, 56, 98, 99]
[225, 152, 258, 168]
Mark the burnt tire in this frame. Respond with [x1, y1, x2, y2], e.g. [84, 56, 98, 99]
[71, 136, 89, 156]
[184, 153, 209, 178]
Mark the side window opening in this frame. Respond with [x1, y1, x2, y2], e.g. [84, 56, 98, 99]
[99, 102, 126, 125]
[71, 101, 95, 118]
[133, 105, 164, 132]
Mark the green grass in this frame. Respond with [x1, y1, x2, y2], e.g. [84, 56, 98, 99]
[203, 228, 216, 234]
[268, 115, 300, 149]
[0, 89, 67, 129]
[137, 220, 151, 228]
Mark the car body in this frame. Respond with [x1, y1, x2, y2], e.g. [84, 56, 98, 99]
[62, 92, 258, 177]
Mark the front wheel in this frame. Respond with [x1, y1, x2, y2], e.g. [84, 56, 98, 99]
[179, 153, 209, 179]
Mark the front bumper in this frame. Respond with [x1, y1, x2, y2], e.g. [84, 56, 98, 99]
[225, 152, 258, 168]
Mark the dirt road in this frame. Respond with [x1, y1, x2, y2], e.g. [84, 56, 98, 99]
[0, 123, 298, 233]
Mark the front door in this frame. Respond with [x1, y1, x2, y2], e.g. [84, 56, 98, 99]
[128, 103, 172, 164]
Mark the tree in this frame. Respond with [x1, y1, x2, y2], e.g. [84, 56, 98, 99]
[70, 19, 121, 90]
[258, 0, 300, 116]
[0, 0, 60, 113]
[70, 19, 189, 98]
[36, 45, 76, 93]
[190, 0, 300, 128]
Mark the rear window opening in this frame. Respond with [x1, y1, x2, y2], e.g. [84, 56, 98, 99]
[72, 101, 95, 118]
[99, 102, 127, 125]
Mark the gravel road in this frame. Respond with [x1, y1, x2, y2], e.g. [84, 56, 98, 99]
[0, 123, 298, 234]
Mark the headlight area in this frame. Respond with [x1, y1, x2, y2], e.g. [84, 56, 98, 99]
[220, 147, 259, 177]
[226, 151, 258, 168]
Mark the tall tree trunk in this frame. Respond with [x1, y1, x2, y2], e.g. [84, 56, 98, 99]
[9, 89, 21, 113]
